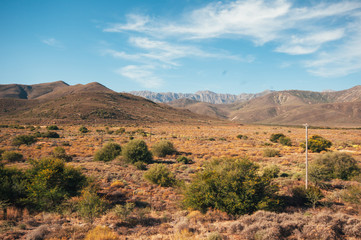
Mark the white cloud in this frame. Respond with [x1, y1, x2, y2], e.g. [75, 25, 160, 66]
[116, 65, 164, 88]
[275, 29, 345, 55]
[42, 38, 63, 48]
[104, 0, 361, 78]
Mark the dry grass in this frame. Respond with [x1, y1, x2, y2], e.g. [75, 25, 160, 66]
[0, 123, 361, 239]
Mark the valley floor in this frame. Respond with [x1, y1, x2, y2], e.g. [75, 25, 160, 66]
[1, 123, 361, 239]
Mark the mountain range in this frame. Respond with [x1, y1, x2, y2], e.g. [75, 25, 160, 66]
[130, 90, 273, 104]
[0, 81, 360, 127]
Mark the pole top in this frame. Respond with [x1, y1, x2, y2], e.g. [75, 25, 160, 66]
[303, 123, 309, 127]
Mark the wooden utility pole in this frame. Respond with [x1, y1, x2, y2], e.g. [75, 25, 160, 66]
[304, 123, 309, 189]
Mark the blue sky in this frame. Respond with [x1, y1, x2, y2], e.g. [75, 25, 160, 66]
[1, 0, 361, 94]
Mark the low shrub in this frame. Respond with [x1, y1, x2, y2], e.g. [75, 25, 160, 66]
[52, 147, 72, 162]
[46, 125, 59, 130]
[302, 135, 332, 153]
[93, 143, 121, 162]
[270, 133, 285, 143]
[113, 202, 135, 221]
[309, 152, 360, 184]
[1, 151, 23, 162]
[279, 136, 292, 146]
[79, 126, 89, 133]
[26, 158, 87, 211]
[144, 164, 176, 187]
[263, 148, 280, 157]
[151, 140, 177, 157]
[183, 158, 279, 215]
[340, 185, 361, 204]
[290, 185, 323, 208]
[122, 139, 152, 164]
[262, 164, 280, 178]
[176, 156, 192, 164]
[78, 189, 107, 224]
[41, 131, 60, 138]
[134, 161, 147, 170]
[12, 135, 37, 146]
[0, 165, 27, 206]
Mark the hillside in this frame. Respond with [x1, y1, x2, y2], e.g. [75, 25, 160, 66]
[130, 89, 273, 104]
[0, 82, 218, 125]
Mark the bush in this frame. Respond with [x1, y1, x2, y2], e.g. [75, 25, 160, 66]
[52, 147, 72, 162]
[12, 135, 37, 146]
[122, 139, 152, 164]
[0, 165, 28, 206]
[134, 161, 147, 170]
[84, 225, 118, 240]
[79, 126, 89, 133]
[270, 133, 285, 143]
[176, 156, 192, 164]
[279, 136, 292, 146]
[340, 185, 361, 204]
[263, 164, 280, 178]
[309, 152, 360, 184]
[152, 140, 177, 157]
[78, 189, 107, 224]
[26, 158, 87, 211]
[41, 131, 60, 138]
[144, 164, 176, 187]
[183, 158, 279, 215]
[93, 143, 121, 162]
[263, 148, 280, 157]
[291, 185, 323, 208]
[1, 151, 23, 162]
[47, 125, 59, 130]
[113, 202, 135, 221]
[302, 135, 332, 153]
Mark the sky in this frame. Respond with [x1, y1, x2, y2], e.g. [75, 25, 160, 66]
[1, 0, 361, 94]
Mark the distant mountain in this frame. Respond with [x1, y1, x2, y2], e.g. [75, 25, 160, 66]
[130, 90, 273, 104]
[167, 86, 361, 127]
[0, 81, 217, 124]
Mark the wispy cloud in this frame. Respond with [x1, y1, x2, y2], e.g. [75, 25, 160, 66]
[116, 65, 164, 88]
[104, 0, 361, 80]
[305, 19, 361, 77]
[42, 38, 64, 48]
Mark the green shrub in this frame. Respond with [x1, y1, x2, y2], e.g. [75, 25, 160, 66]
[12, 135, 37, 146]
[263, 164, 280, 178]
[1, 151, 23, 162]
[309, 152, 360, 184]
[93, 143, 121, 162]
[134, 161, 147, 170]
[52, 147, 72, 162]
[46, 125, 59, 130]
[340, 185, 361, 204]
[183, 158, 279, 215]
[279, 136, 292, 146]
[113, 202, 135, 221]
[306, 185, 324, 209]
[78, 189, 107, 224]
[291, 185, 323, 208]
[79, 126, 89, 133]
[122, 139, 152, 164]
[263, 148, 280, 157]
[41, 131, 60, 138]
[303, 135, 332, 153]
[270, 133, 285, 143]
[176, 156, 192, 164]
[0, 165, 28, 207]
[25, 158, 87, 211]
[151, 141, 177, 157]
[144, 164, 176, 187]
